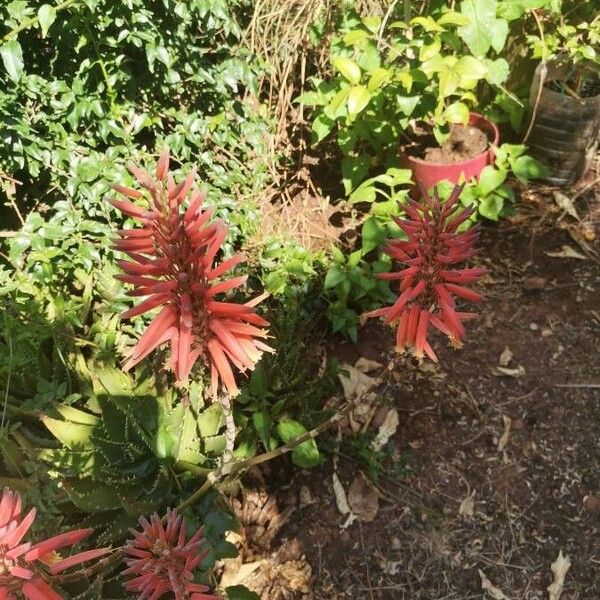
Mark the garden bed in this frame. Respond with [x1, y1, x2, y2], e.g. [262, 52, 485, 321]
[230, 183, 600, 599]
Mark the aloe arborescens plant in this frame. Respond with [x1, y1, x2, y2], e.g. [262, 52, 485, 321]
[111, 149, 273, 397]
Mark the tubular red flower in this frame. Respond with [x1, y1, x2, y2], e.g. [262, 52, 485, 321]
[123, 508, 219, 600]
[0, 488, 110, 599]
[111, 149, 272, 396]
[364, 184, 486, 360]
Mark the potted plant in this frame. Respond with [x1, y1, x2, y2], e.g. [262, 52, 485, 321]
[524, 10, 600, 185]
[299, 8, 509, 195]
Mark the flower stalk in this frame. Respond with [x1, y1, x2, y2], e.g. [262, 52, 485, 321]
[365, 184, 486, 360]
[111, 149, 273, 397]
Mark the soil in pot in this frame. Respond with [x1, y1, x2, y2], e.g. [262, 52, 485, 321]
[547, 77, 600, 99]
[404, 123, 490, 165]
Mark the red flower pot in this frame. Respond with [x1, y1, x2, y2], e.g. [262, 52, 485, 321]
[402, 113, 499, 190]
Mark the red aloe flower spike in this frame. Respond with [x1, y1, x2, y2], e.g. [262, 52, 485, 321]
[123, 508, 219, 600]
[0, 488, 110, 600]
[364, 184, 486, 361]
[111, 149, 272, 396]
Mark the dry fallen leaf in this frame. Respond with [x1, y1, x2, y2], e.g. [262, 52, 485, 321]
[348, 471, 379, 522]
[499, 347, 513, 367]
[547, 551, 571, 600]
[583, 495, 600, 514]
[553, 190, 580, 221]
[545, 245, 586, 260]
[479, 569, 510, 599]
[332, 472, 351, 516]
[338, 363, 376, 403]
[354, 357, 383, 373]
[220, 559, 264, 588]
[299, 485, 315, 508]
[497, 415, 512, 452]
[458, 489, 476, 517]
[378, 558, 401, 575]
[495, 365, 526, 378]
[371, 408, 399, 451]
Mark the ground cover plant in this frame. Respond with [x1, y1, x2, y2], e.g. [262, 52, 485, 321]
[1, 0, 599, 598]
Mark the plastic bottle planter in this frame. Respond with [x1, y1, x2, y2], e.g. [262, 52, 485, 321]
[527, 62, 600, 186]
[402, 113, 499, 191]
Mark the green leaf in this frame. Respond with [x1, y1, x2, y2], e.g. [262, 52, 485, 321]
[197, 404, 224, 437]
[349, 181, 376, 203]
[226, 585, 261, 600]
[276, 420, 320, 469]
[478, 165, 507, 194]
[438, 10, 471, 26]
[252, 410, 272, 448]
[419, 38, 442, 62]
[455, 56, 488, 80]
[478, 193, 504, 219]
[42, 416, 95, 449]
[155, 404, 184, 461]
[511, 155, 549, 182]
[386, 168, 413, 185]
[0, 41, 24, 82]
[325, 87, 351, 119]
[94, 366, 134, 396]
[367, 67, 391, 92]
[484, 58, 510, 85]
[395, 70, 413, 91]
[362, 16, 382, 34]
[443, 101, 470, 124]
[497, 0, 549, 20]
[347, 86, 371, 116]
[347, 250, 362, 268]
[64, 479, 123, 512]
[52, 402, 100, 426]
[396, 95, 420, 116]
[311, 113, 335, 144]
[361, 217, 386, 253]
[332, 57, 361, 85]
[177, 409, 204, 465]
[357, 42, 381, 72]
[331, 246, 345, 263]
[38, 4, 57, 37]
[458, 0, 509, 56]
[341, 154, 371, 194]
[343, 29, 371, 45]
[411, 16, 444, 32]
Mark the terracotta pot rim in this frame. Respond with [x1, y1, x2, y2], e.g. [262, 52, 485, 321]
[402, 112, 500, 168]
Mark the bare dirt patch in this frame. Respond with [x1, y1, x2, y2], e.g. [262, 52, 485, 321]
[231, 183, 600, 599]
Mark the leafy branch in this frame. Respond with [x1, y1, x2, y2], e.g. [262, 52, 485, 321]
[177, 358, 397, 512]
[1, 0, 82, 44]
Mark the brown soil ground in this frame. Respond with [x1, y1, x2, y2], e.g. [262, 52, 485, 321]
[229, 181, 600, 600]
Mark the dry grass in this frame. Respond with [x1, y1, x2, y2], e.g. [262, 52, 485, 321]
[242, 0, 386, 252]
[243, 0, 386, 173]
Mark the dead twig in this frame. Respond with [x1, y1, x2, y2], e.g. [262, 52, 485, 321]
[554, 383, 600, 389]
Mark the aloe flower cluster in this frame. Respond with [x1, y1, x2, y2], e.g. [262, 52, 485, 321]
[365, 184, 486, 361]
[123, 509, 217, 600]
[112, 149, 272, 396]
[0, 487, 109, 599]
